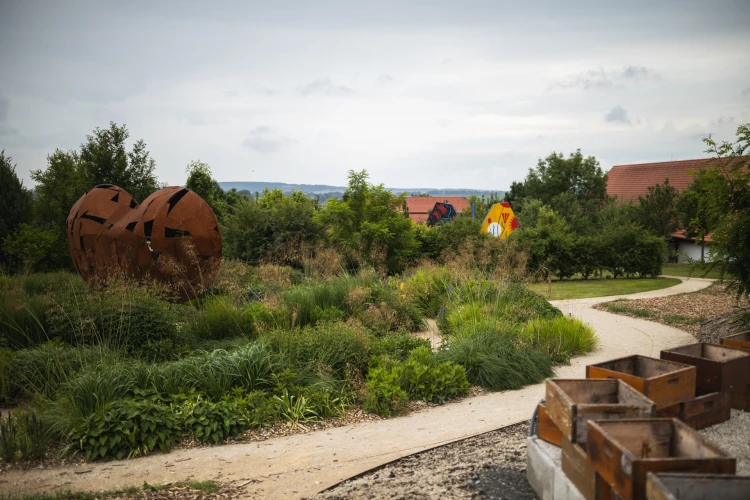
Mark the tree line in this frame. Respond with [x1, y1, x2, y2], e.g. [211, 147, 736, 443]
[1, 122, 748, 295]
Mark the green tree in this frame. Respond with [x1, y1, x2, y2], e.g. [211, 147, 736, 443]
[185, 160, 228, 218]
[515, 206, 575, 279]
[30, 149, 88, 268]
[637, 178, 680, 239]
[0, 151, 32, 263]
[697, 123, 750, 297]
[79, 122, 159, 202]
[2, 224, 56, 272]
[505, 150, 608, 206]
[677, 178, 713, 263]
[317, 170, 417, 274]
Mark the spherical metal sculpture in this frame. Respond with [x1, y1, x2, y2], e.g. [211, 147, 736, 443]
[66, 185, 222, 298]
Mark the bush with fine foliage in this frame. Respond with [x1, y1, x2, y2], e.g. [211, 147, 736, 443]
[437, 323, 554, 391]
[260, 321, 371, 378]
[520, 316, 597, 364]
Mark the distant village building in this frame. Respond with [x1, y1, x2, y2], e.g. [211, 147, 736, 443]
[404, 196, 471, 224]
[606, 158, 717, 263]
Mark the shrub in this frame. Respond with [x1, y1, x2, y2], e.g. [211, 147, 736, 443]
[184, 296, 255, 341]
[364, 346, 469, 417]
[398, 346, 469, 403]
[261, 321, 371, 378]
[181, 393, 249, 444]
[402, 266, 454, 317]
[520, 316, 597, 364]
[9, 343, 113, 400]
[0, 291, 50, 349]
[46, 283, 182, 362]
[437, 325, 554, 391]
[69, 390, 182, 460]
[363, 365, 409, 417]
[371, 334, 431, 362]
[0, 409, 49, 462]
[153, 343, 276, 400]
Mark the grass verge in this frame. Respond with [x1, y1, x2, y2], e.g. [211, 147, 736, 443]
[527, 278, 681, 300]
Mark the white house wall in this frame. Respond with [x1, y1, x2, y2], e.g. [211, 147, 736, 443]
[676, 240, 713, 263]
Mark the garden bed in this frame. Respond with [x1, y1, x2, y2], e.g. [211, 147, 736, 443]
[595, 284, 749, 337]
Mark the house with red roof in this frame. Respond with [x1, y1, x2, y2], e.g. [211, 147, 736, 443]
[404, 196, 471, 224]
[606, 158, 718, 263]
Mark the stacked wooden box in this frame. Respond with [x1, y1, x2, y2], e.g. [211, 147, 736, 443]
[719, 331, 750, 411]
[534, 342, 750, 499]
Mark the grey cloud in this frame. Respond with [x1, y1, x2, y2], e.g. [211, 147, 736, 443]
[743, 86, 750, 96]
[605, 106, 631, 124]
[243, 136, 283, 153]
[300, 78, 351, 97]
[377, 74, 394, 84]
[242, 126, 295, 154]
[554, 66, 657, 90]
[0, 93, 8, 122]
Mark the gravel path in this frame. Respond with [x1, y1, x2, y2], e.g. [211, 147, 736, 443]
[312, 421, 535, 500]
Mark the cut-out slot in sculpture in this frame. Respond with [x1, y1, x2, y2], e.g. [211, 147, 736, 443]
[67, 185, 222, 298]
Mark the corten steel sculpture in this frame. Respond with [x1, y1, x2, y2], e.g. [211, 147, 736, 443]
[67, 185, 222, 298]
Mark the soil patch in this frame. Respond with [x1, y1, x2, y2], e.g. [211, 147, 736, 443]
[310, 421, 535, 500]
[595, 284, 749, 338]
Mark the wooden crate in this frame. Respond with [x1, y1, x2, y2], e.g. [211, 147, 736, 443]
[655, 392, 731, 430]
[660, 343, 750, 394]
[546, 379, 655, 445]
[562, 436, 621, 500]
[646, 472, 750, 500]
[586, 355, 696, 410]
[536, 403, 562, 446]
[730, 383, 750, 411]
[720, 330, 750, 350]
[587, 418, 736, 500]
[563, 436, 596, 500]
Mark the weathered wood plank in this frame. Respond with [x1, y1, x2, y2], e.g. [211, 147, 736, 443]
[536, 403, 563, 447]
[546, 379, 655, 445]
[646, 472, 750, 500]
[587, 419, 736, 500]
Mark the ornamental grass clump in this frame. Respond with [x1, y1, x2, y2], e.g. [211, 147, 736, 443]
[520, 316, 597, 365]
[437, 322, 554, 391]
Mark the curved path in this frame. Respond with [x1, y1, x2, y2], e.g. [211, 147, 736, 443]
[1, 278, 713, 499]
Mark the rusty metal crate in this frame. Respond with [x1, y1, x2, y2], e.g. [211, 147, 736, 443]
[545, 379, 655, 445]
[646, 472, 750, 500]
[660, 343, 750, 394]
[586, 355, 696, 410]
[720, 331, 750, 351]
[536, 403, 562, 446]
[654, 392, 731, 430]
[587, 419, 736, 500]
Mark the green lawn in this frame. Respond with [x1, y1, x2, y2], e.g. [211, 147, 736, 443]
[527, 278, 682, 300]
[661, 263, 725, 279]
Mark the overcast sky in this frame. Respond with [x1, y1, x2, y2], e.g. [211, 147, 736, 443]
[1, 0, 749, 191]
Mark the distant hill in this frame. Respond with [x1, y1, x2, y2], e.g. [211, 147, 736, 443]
[219, 181, 503, 199]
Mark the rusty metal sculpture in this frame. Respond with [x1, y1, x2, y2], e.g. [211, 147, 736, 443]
[67, 185, 222, 298]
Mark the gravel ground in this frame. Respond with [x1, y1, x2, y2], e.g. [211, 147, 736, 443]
[310, 421, 536, 500]
[595, 284, 749, 337]
[700, 409, 750, 476]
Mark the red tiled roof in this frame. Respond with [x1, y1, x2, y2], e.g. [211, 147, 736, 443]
[671, 230, 713, 243]
[405, 197, 472, 223]
[606, 158, 720, 202]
